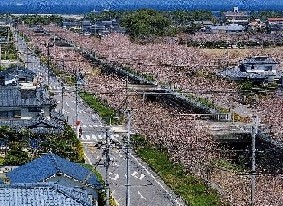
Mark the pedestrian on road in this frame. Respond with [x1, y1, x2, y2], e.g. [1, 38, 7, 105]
[79, 126, 82, 138]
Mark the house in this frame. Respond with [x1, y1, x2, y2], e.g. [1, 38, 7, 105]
[0, 111, 65, 134]
[267, 18, 283, 32]
[81, 20, 92, 32]
[239, 56, 278, 75]
[7, 153, 102, 205]
[62, 21, 81, 29]
[0, 183, 93, 206]
[0, 67, 36, 86]
[0, 67, 65, 133]
[0, 86, 55, 120]
[267, 18, 283, 25]
[207, 24, 245, 33]
[218, 56, 280, 81]
[63, 19, 125, 36]
[32, 25, 45, 34]
[222, 7, 250, 25]
[26, 113, 65, 133]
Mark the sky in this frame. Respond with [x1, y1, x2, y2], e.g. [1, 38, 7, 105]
[5, 0, 283, 6]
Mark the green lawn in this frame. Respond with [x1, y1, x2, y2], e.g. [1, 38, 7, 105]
[133, 135, 224, 206]
[79, 92, 123, 125]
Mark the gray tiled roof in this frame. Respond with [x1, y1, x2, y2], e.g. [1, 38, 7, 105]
[0, 114, 65, 134]
[0, 86, 53, 107]
[218, 67, 273, 80]
[241, 56, 278, 65]
[0, 183, 92, 206]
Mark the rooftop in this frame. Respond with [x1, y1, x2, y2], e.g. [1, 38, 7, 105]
[209, 24, 245, 31]
[0, 112, 65, 134]
[241, 56, 278, 65]
[0, 86, 53, 107]
[268, 18, 283, 22]
[0, 183, 92, 206]
[0, 67, 36, 80]
[7, 153, 102, 190]
[218, 67, 272, 80]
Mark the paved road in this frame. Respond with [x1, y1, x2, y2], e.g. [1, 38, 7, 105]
[15, 32, 185, 206]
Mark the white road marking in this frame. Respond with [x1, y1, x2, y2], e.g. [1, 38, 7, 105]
[139, 174, 145, 180]
[130, 153, 183, 206]
[138, 191, 146, 200]
[109, 173, 119, 181]
[131, 171, 138, 178]
[91, 134, 98, 141]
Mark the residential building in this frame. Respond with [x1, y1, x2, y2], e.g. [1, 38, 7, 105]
[62, 21, 81, 29]
[267, 18, 283, 25]
[7, 153, 102, 205]
[207, 24, 245, 33]
[0, 67, 65, 133]
[0, 67, 36, 86]
[0, 183, 94, 206]
[267, 18, 283, 32]
[0, 86, 55, 120]
[239, 56, 278, 74]
[218, 56, 280, 81]
[63, 19, 125, 36]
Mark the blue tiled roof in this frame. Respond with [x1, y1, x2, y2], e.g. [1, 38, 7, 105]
[7, 153, 102, 189]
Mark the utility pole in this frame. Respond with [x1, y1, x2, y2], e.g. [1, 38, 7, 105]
[46, 39, 54, 85]
[75, 69, 79, 139]
[251, 115, 259, 206]
[26, 46, 28, 68]
[126, 109, 131, 206]
[47, 44, 50, 85]
[61, 81, 65, 114]
[105, 127, 110, 206]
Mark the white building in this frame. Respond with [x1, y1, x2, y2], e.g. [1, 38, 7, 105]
[239, 56, 278, 75]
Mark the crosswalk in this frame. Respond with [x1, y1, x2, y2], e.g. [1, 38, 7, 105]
[79, 133, 120, 142]
[49, 86, 62, 90]
[71, 125, 104, 129]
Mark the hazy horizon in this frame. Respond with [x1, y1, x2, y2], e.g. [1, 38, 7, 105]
[0, 0, 283, 14]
